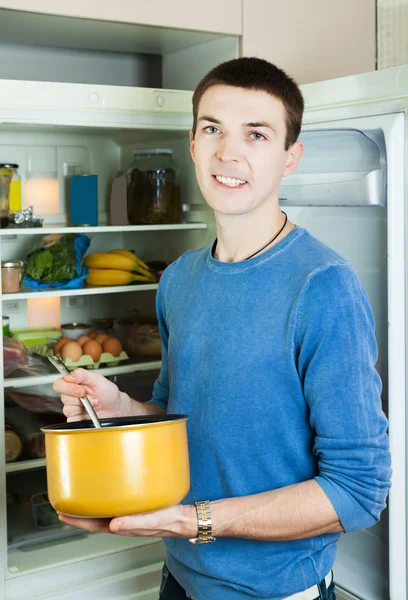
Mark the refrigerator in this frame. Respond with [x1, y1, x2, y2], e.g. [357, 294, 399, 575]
[0, 63, 406, 599]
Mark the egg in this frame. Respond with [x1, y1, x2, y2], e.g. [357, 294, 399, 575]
[76, 335, 91, 347]
[88, 331, 98, 339]
[61, 341, 83, 363]
[102, 337, 123, 357]
[54, 337, 70, 354]
[95, 333, 109, 345]
[82, 340, 103, 363]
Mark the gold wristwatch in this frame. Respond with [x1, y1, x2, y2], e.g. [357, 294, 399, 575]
[188, 500, 216, 544]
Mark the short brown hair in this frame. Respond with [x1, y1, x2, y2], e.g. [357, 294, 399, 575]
[192, 57, 304, 151]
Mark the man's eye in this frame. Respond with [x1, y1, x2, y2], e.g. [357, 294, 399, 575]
[250, 132, 266, 141]
[204, 126, 219, 134]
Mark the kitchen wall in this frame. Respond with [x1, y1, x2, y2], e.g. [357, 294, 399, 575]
[377, 0, 408, 68]
[241, 0, 376, 84]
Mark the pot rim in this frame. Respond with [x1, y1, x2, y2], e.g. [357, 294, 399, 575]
[41, 414, 188, 434]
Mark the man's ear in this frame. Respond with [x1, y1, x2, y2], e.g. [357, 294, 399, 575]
[282, 141, 304, 178]
[189, 131, 196, 162]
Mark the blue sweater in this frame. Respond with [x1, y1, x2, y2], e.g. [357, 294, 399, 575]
[149, 226, 391, 600]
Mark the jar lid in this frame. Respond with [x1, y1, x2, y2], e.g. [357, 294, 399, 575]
[133, 148, 173, 156]
[0, 163, 18, 169]
[1, 260, 24, 268]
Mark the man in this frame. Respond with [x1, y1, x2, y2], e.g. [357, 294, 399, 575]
[54, 57, 391, 600]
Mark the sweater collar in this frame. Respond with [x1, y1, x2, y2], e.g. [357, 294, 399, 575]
[206, 226, 304, 273]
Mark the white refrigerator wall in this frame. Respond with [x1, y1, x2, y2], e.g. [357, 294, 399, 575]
[283, 111, 405, 600]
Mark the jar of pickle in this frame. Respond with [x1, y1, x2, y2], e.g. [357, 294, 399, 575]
[0, 164, 22, 214]
[126, 149, 181, 225]
[0, 167, 12, 228]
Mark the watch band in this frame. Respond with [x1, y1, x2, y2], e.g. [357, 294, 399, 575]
[188, 500, 216, 544]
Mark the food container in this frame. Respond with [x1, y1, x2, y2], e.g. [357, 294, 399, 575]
[91, 318, 114, 335]
[1, 260, 24, 293]
[113, 318, 162, 357]
[41, 414, 190, 517]
[2, 316, 10, 337]
[0, 164, 22, 214]
[11, 328, 62, 349]
[5, 425, 23, 463]
[31, 492, 61, 529]
[61, 323, 92, 339]
[58, 349, 128, 371]
[0, 167, 12, 228]
[126, 149, 181, 225]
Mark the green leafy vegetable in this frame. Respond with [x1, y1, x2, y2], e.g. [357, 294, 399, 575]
[25, 235, 80, 284]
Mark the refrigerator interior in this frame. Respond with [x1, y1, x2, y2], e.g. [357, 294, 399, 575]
[0, 122, 215, 583]
[281, 111, 405, 600]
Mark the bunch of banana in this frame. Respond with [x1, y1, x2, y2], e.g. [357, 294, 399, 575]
[84, 249, 157, 287]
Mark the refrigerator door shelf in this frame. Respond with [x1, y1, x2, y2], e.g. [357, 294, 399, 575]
[280, 168, 385, 207]
[280, 128, 386, 207]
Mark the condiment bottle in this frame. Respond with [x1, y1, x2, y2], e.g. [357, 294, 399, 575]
[0, 167, 12, 228]
[0, 164, 22, 214]
[126, 149, 181, 225]
[1, 261, 24, 293]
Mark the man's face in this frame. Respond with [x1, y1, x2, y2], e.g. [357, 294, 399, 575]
[190, 85, 303, 217]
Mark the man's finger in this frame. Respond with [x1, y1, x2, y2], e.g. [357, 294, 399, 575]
[58, 513, 111, 533]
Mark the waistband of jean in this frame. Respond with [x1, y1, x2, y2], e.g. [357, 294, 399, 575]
[186, 570, 332, 600]
[283, 570, 333, 600]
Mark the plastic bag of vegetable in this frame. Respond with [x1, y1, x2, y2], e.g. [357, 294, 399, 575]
[3, 336, 50, 378]
[23, 234, 90, 289]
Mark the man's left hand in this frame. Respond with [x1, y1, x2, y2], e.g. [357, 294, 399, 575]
[58, 503, 197, 538]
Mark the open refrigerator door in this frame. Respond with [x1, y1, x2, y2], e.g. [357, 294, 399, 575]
[282, 65, 408, 600]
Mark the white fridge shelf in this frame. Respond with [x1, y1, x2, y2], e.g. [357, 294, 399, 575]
[2, 283, 159, 301]
[4, 359, 162, 389]
[6, 458, 46, 473]
[0, 223, 207, 236]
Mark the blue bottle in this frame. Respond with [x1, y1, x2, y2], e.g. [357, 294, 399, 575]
[69, 175, 98, 226]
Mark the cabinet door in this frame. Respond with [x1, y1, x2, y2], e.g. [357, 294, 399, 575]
[0, 0, 242, 35]
[241, 0, 376, 84]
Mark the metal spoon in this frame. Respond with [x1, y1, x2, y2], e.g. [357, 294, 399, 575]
[48, 355, 102, 429]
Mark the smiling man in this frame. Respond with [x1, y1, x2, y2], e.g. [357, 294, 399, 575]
[55, 58, 391, 600]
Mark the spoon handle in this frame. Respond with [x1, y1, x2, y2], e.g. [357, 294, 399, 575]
[48, 355, 102, 429]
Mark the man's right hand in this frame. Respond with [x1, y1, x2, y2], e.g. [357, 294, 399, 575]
[53, 368, 147, 422]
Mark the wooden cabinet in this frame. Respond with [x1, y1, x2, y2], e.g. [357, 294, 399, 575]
[241, 0, 376, 84]
[0, 0, 242, 35]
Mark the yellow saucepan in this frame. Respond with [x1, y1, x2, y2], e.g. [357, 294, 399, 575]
[41, 414, 190, 517]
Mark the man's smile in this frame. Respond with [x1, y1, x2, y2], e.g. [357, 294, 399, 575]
[212, 175, 248, 189]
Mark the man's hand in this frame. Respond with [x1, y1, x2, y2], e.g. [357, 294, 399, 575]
[53, 368, 165, 423]
[58, 503, 197, 538]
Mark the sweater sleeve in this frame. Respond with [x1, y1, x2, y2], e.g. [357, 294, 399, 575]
[146, 269, 172, 412]
[295, 263, 392, 533]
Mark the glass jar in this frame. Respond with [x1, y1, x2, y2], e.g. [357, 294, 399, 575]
[1, 260, 24, 293]
[2, 316, 10, 336]
[0, 164, 22, 215]
[126, 149, 181, 225]
[0, 167, 12, 228]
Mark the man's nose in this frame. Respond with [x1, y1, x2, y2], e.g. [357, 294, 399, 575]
[216, 137, 241, 163]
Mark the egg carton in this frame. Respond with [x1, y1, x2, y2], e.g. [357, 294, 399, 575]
[57, 350, 129, 371]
